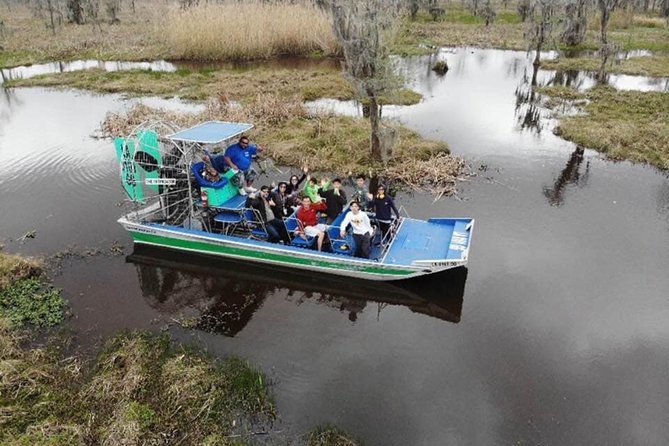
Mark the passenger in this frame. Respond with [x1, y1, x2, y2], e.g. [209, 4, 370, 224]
[296, 196, 329, 252]
[270, 181, 290, 219]
[286, 166, 309, 196]
[367, 185, 400, 238]
[201, 156, 220, 182]
[303, 177, 324, 204]
[246, 186, 290, 244]
[223, 135, 264, 195]
[347, 171, 370, 210]
[319, 177, 347, 224]
[339, 201, 374, 259]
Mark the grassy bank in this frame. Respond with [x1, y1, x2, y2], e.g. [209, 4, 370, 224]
[0, 324, 275, 444]
[5, 66, 421, 105]
[542, 55, 669, 77]
[540, 86, 669, 169]
[0, 1, 337, 68]
[103, 97, 464, 193]
[1, 251, 272, 444]
[395, 3, 669, 53]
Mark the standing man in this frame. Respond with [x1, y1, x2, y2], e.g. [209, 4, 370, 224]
[340, 202, 374, 258]
[368, 185, 400, 238]
[224, 136, 264, 195]
[319, 178, 347, 224]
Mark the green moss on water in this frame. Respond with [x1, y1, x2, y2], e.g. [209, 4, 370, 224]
[0, 278, 65, 327]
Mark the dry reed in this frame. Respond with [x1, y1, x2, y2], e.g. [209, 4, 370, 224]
[162, 2, 339, 61]
[103, 98, 466, 194]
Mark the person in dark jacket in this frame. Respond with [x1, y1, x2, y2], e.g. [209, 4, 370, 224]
[319, 178, 347, 224]
[270, 181, 290, 219]
[367, 185, 400, 238]
[246, 186, 290, 244]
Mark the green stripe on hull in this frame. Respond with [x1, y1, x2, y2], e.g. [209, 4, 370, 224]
[131, 231, 415, 277]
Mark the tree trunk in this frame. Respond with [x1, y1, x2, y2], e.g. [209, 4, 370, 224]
[47, 0, 56, 35]
[367, 89, 382, 162]
[600, 8, 609, 44]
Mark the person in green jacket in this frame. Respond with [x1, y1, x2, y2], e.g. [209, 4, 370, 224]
[303, 176, 325, 204]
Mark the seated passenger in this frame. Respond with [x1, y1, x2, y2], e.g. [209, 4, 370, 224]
[296, 196, 328, 251]
[340, 201, 374, 258]
[224, 136, 265, 195]
[303, 177, 324, 204]
[201, 157, 221, 183]
[319, 178, 347, 224]
[270, 181, 290, 219]
[246, 186, 290, 244]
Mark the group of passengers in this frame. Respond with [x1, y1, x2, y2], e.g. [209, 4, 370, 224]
[201, 136, 401, 258]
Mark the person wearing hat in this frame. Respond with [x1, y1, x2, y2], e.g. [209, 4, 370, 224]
[340, 201, 374, 258]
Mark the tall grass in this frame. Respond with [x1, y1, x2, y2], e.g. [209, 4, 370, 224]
[162, 2, 339, 61]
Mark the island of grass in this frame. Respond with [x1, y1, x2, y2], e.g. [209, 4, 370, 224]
[539, 85, 669, 170]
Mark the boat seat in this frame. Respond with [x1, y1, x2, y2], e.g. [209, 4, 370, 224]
[326, 209, 355, 256]
[284, 215, 316, 249]
[243, 208, 269, 240]
[213, 209, 244, 234]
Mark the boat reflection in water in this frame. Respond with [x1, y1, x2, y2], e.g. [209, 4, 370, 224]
[127, 245, 468, 336]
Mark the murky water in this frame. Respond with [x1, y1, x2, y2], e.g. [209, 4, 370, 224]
[2, 48, 669, 445]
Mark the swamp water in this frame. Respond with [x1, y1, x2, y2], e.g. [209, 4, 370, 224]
[1, 48, 669, 445]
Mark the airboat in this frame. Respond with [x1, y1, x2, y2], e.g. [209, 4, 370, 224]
[114, 121, 474, 281]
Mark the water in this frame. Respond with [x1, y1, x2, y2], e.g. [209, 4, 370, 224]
[2, 48, 669, 445]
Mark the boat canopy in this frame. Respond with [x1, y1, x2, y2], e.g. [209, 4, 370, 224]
[167, 121, 254, 144]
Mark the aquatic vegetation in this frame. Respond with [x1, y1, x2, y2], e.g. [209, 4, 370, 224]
[542, 85, 669, 170]
[306, 424, 361, 446]
[0, 278, 65, 327]
[0, 327, 275, 445]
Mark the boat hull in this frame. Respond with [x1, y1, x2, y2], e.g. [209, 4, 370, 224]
[119, 219, 466, 281]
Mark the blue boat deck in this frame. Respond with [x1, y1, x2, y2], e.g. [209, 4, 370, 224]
[383, 218, 471, 266]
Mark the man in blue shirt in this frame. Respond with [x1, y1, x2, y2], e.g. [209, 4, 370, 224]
[223, 136, 264, 195]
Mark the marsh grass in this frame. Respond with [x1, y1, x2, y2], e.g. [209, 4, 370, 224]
[103, 97, 464, 193]
[542, 55, 669, 77]
[396, 5, 669, 53]
[0, 251, 41, 290]
[541, 86, 669, 169]
[0, 327, 274, 445]
[163, 2, 338, 61]
[0, 1, 337, 68]
[6, 66, 355, 101]
[306, 424, 361, 446]
[0, 3, 169, 68]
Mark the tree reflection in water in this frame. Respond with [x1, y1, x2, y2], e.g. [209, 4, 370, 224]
[543, 146, 590, 206]
[127, 245, 467, 336]
[514, 64, 543, 133]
